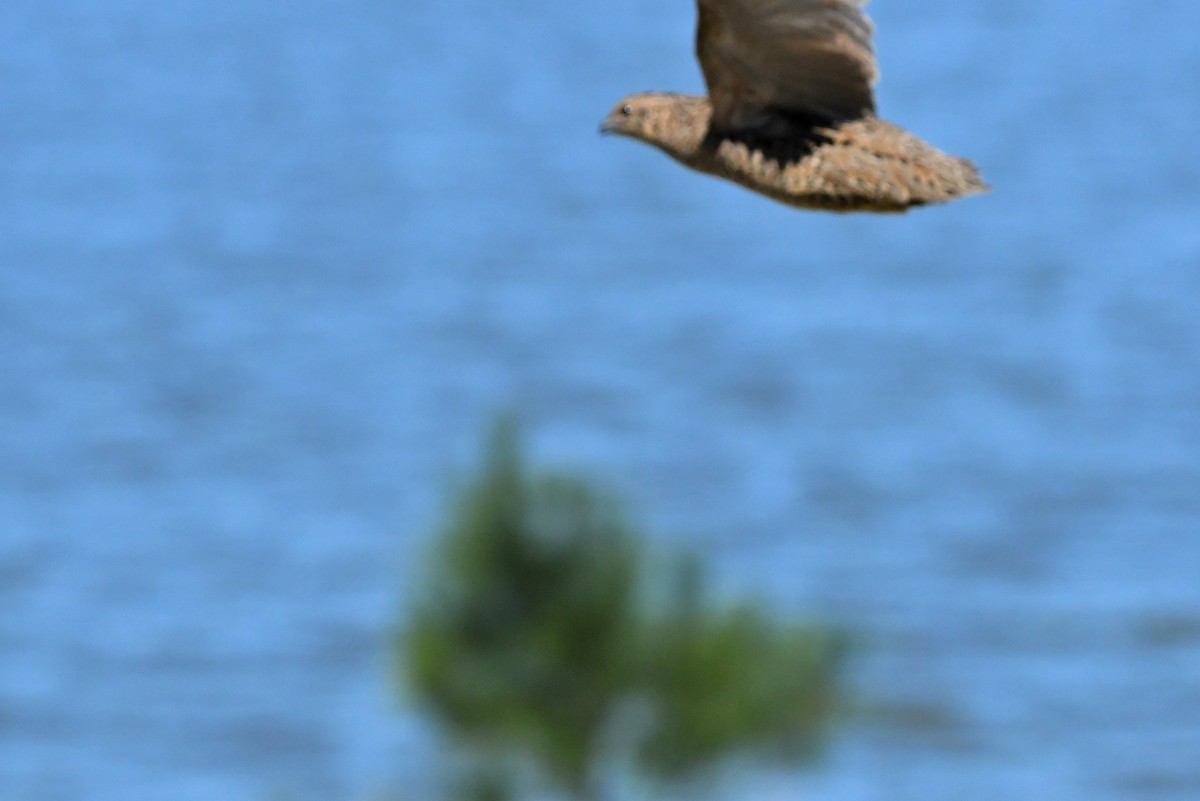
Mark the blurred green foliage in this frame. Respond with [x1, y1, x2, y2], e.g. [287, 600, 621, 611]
[399, 417, 845, 801]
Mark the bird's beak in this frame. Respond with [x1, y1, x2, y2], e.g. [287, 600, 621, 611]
[599, 117, 618, 135]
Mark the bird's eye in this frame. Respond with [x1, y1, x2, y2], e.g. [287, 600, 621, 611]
[621, 104, 633, 116]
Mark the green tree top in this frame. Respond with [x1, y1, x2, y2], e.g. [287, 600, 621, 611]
[399, 417, 845, 801]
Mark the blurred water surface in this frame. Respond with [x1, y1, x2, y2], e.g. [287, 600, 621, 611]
[2, 0, 1200, 799]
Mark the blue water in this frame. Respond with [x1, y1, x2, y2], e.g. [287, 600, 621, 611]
[3, 1, 1200, 799]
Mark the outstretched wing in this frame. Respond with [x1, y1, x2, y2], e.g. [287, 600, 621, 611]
[696, 0, 878, 135]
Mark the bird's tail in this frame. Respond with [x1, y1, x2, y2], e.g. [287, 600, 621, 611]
[814, 117, 988, 210]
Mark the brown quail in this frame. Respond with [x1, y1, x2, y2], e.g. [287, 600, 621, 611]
[602, 0, 987, 212]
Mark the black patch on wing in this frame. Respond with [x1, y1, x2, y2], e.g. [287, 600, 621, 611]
[702, 106, 838, 166]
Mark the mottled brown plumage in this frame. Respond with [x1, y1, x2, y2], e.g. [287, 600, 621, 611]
[601, 0, 986, 212]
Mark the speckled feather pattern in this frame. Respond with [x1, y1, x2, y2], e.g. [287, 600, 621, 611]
[707, 117, 987, 211]
[611, 94, 985, 213]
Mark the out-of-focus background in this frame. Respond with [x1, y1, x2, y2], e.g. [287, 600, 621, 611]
[3, 0, 1200, 799]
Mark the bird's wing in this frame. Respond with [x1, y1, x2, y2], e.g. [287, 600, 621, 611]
[696, 0, 877, 134]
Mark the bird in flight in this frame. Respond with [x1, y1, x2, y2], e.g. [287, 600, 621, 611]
[601, 0, 986, 212]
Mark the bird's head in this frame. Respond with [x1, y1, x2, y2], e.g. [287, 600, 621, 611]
[600, 93, 710, 157]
